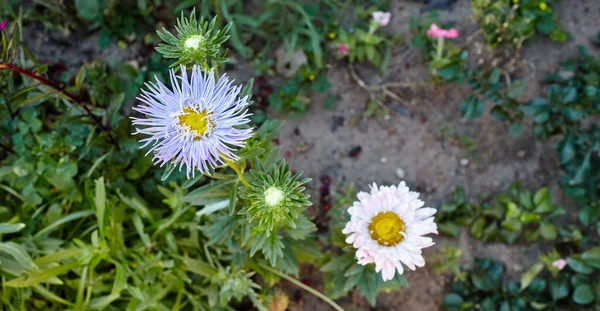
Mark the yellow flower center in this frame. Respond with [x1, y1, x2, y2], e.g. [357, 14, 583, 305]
[539, 2, 547, 10]
[184, 35, 205, 50]
[369, 212, 405, 246]
[177, 107, 214, 139]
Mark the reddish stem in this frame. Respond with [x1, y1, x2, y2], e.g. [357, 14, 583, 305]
[0, 63, 120, 150]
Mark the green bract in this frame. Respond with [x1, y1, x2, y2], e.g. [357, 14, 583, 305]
[156, 8, 232, 66]
[238, 160, 312, 235]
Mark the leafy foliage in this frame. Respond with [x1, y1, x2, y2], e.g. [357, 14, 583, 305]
[523, 47, 600, 139]
[437, 183, 565, 244]
[444, 247, 600, 311]
[472, 0, 568, 50]
[0, 9, 329, 310]
[267, 65, 335, 116]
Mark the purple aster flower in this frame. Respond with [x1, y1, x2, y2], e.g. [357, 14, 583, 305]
[133, 65, 253, 177]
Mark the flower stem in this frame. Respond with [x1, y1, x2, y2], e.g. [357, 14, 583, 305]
[226, 159, 249, 188]
[435, 37, 445, 61]
[259, 264, 344, 311]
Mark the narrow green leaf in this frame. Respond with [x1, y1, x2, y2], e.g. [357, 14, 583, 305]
[4, 261, 80, 287]
[180, 257, 217, 277]
[520, 263, 544, 291]
[94, 177, 106, 240]
[0, 222, 25, 234]
[0, 242, 37, 271]
[34, 210, 94, 238]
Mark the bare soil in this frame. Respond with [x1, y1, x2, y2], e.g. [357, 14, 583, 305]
[275, 0, 600, 310]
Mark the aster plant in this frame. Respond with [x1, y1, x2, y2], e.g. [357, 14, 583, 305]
[132, 8, 343, 311]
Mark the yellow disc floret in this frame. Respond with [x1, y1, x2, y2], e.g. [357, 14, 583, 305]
[368, 211, 405, 246]
[177, 107, 214, 139]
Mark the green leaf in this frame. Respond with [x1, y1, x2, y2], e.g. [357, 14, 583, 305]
[262, 233, 285, 267]
[75, 0, 100, 21]
[94, 177, 106, 240]
[287, 214, 316, 240]
[506, 202, 520, 218]
[539, 222, 557, 240]
[520, 263, 544, 291]
[438, 222, 461, 237]
[579, 205, 600, 226]
[321, 256, 353, 273]
[196, 199, 229, 218]
[0, 222, 25, 234]
[161, 162, 177, 181]
[5, 261, 80, 287]
[572, 284, 594, 305]
[567, 255, 594, 274]
[460, 95, 485, 119]
[437, 64, 461, 81]
[550, 279, 569, 301]
[356, 268, 377, 306]
[562, 87, 577, 103]
[34, 249, 84, 267]
[184, 178, 236, 203]
[182, 174, 205, 189]
[506, 81, 526, 99]
[228, 181, 238, 215]
[569, 152, 591, 185]
[181, 257, 217, 278]
[443, 293, 464, 310]
[34, 210, 94, 238]
[533, 187, 551, 213]
[0, 242, 37, 271]
[581, 246, 600, 268]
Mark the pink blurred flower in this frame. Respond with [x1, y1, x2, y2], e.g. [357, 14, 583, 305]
[552, 259, 568, 271]
[338, 43, 349, 56]
[0, 20, 7, 31]
[372, 11, 391, 27]
[427, 23, 459, 39]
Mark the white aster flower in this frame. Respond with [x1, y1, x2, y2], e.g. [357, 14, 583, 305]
[342, 182, 437, 281]
[372, 11, 391, 27]
[132, 65, 253, 177]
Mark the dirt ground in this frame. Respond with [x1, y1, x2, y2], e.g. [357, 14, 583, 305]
[273, 1, 600, 310]
[22, 0, 600, 310]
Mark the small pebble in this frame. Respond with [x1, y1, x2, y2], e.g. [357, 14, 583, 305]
[348, 146, 362, 158]
[396, 167, 406, 179]
[460, 158, 469, 166]
[517, 150, 526, 158]
[384, 114, 391, 121]
[380, 157, 388, 164]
